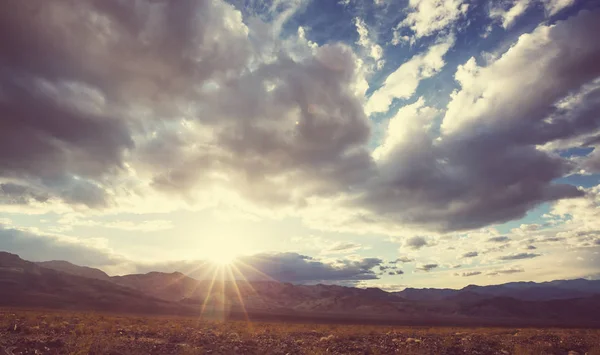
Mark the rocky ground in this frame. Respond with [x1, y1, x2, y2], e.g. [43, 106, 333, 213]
[1, 309, 599, 354]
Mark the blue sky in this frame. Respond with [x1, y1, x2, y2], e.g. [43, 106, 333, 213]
[1, 0, 600, 290]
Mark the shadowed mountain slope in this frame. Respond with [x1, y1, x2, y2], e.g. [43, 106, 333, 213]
[0, 252, 189, 315]
[36, 260, 110, 281]
[4, 252, 600, 326]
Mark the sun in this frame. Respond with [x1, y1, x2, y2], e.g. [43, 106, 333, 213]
[204, 239, 241, 265]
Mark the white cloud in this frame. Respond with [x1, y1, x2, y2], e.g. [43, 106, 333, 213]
[490, 0, 576, 29]
[354, 18, 385, 70]
[365, 35, 455, 114]
[2, 0, 600, 263]
[372, 97, 439, 159]
[391, 31, 410, 46]
[490, 0, 532, 29]
[443, 10, 600, 136]
[543, 0, 576, 15]
[399, 0, 469, 38]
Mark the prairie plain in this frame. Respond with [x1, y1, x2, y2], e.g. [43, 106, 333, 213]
[1, 309, 599, 355]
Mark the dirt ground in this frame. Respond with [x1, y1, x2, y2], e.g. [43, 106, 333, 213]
[1, 309, 599, 355]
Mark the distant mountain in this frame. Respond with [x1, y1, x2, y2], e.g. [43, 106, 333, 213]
[394, 279, 600, 302]
[3, 252, 600, 326]
[0, 252, 189, 315]
[111, 271, 202, 302]
[36, 260, 110, 281]
[462, 279, 600, 301]
[113, 274, 406, 314]
[394, 288, 459, 301]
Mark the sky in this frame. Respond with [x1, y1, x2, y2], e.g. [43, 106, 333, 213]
[1, 0, 600, 291]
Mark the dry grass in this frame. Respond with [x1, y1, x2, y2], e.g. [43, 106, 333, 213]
[1, 308, 599, 354]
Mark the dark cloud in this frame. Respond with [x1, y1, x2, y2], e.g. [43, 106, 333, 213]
[498, 253, 540, 260]
[462, 251, 478, 258]
[526, 245, 537, 250]
[379, 265, 400, 271]
[0, 183, 49, 205]
[388, 270, 404, 275]
[487, 268, 525, 276]
[457, 271, 481, 277]
[231, 253, 383, 283]
[354, 10, 600, 231]
[1, 0, 600, 236]
[416, 263, 438, 272]
[404, 236, 428, 250]
[0, 0, 373, 211]
[130, 253, 385, 284]
[390, 256, 415, 263]
[488, 236, 511, 243]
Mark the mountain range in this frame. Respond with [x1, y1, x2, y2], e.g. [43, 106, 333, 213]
[2, 251, 600, 326]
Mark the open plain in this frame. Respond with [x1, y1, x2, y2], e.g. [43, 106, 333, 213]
[1, 309, 600, 355]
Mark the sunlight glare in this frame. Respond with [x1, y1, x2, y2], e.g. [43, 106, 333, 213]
[204, 238, 242, 265]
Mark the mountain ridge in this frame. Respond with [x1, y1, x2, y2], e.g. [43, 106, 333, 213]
[4, 251, 600, 326]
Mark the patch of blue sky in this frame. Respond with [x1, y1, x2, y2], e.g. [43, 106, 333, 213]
[282, 0, 359, 45]
[493, 203, 551, 234]
[558, 173, 600, 189]
[559, 147, 594, 158]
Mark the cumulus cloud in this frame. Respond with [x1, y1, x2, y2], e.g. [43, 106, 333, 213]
[365, 36, 454, 114]
[0, 0, 375, 215]
[2, 0, 600, 242]
[354, 10, 600, 232]
[399, 0, 469, 38]
[404, 236, 429, 250]
[0, 183, 50, 205]
[498, 252, 541, 260]
[544, 185, 600, 248]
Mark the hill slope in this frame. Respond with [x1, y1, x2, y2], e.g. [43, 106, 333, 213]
[36, 260, 110, 281]
[0, 252, 189, 315]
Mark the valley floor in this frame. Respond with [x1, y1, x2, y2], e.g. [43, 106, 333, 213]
[1, 309, 599, 355]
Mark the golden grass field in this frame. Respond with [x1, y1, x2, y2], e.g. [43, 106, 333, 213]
[1, 309, 599, 355]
